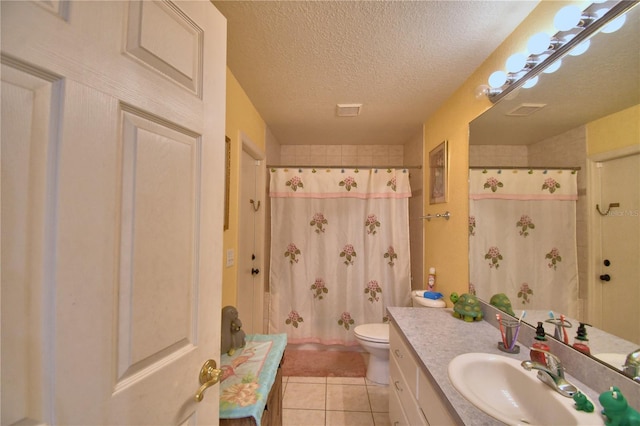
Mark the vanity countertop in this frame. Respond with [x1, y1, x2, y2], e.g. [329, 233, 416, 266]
[387, 306, 604, 426]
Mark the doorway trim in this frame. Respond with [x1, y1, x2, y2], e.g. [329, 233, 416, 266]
[238, 131, 266, 333]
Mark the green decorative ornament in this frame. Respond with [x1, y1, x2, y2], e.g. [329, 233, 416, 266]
[490, 293, 515, 316]
[599, 386, 640, 425]
[451, 293, 484, 322]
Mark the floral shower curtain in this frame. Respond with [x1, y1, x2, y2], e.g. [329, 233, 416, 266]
[469, 169, 579, 317]
[269, 168, 412, 346]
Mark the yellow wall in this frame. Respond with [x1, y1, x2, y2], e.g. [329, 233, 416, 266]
[223, 68, 266, 307]
[586, 104, 640, 156]
[422, 1, 584, 304]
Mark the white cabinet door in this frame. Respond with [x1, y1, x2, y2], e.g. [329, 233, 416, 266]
[1, 1, 226, 424]
[389, 378, 412, 426]
[417, 369, 457, 426]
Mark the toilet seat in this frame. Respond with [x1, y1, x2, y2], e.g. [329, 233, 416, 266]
[354, 323, 389, 343]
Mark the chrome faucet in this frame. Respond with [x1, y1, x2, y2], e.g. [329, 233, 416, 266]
[622, 348, 640, 382]
[521, 348, 578, 398]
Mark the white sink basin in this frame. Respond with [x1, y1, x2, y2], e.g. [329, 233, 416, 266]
[448, 353, 603, 425]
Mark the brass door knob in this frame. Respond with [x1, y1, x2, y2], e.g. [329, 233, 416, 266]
[194, 359, 222, 402]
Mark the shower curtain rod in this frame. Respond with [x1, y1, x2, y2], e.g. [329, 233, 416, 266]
[267, 164, 422, 169]
[470, 166, 581, 171]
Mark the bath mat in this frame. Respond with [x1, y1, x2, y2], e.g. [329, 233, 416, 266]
[281, 349, 366, 377]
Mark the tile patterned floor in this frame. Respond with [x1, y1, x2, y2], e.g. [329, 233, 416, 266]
[282, 376, 390, 426]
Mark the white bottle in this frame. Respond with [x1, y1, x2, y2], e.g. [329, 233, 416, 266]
[427, 267, 436, 291]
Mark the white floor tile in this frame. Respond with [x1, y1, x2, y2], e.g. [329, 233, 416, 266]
[283, 408, 325, 426]
[372, 412, 391, 426]
[367, 385, 389, 413]
[281, 372, 385, 425]
[326, 410, 375, 426]
[287, 376, 327, 384]
[327, 376, 366, 385]
[283, 382, 326, 410]
[326, 384, 371, 412]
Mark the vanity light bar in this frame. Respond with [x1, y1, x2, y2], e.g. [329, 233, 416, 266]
[486, 0, 639, 104]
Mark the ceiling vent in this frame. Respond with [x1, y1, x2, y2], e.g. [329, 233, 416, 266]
[506, 103, 547, 117]
[336, 103, 362, 117]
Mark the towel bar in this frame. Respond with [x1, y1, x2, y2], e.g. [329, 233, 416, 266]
[420, 211, 451, 221]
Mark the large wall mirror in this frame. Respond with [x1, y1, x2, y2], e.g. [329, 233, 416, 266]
[469, 2, 639, 379]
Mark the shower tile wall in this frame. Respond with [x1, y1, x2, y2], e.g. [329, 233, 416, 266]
[280, 144, 404, 167]
[468, 144, 528, 168]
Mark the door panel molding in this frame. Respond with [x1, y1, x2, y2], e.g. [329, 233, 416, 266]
[125, 1, 203, 96]
[1, 60, 62, 426]
[117, 107, 201, 383]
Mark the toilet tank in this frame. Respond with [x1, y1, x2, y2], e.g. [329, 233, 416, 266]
[411, 290, 446, 308]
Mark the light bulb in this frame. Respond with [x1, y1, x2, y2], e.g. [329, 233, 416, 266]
[602, 14, 626, 33]
[488, 71, 507, 88]
[543, 59, 562, 74]
[474, 84, 490, 99]
[569, 40, 590, 56]
[522, 76, 539, 89]
[555, 5, 583, 30]
[506, 53, 528, 73]
[554, 5, 582, 31]
[528, 33, 551, 55]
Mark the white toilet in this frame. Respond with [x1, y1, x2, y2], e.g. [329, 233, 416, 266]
[411, 290, 446, 308]
[354, 323, 390, 385]
[354, 291, 445, 385]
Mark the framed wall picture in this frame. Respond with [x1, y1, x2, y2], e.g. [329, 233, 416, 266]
[429, 140, 448, 204]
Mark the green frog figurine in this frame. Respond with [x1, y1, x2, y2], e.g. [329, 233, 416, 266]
[599, 386, 640, 426]
[572, 391, 594, 413]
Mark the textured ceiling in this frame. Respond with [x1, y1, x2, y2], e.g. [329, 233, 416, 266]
[213, 1, 539, 145]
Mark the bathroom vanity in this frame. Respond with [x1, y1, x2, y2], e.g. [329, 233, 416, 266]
[389, 321, 459, 425]
[387, 306, 612, 425]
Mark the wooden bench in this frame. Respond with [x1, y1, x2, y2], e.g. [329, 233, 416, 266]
[219, 334, 286, 426]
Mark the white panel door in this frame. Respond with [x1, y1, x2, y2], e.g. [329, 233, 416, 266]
[598, 153, 640, 344]
[237, 146, 264, 334]
[1, 1, 226, 424]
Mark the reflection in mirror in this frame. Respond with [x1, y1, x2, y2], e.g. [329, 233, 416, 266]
[469, 2, 640, 378]
[469, 167, 580, 315]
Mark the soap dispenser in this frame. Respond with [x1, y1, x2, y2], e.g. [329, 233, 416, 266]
[530, 322, 550, 366]
[573, 323, 591, 355]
